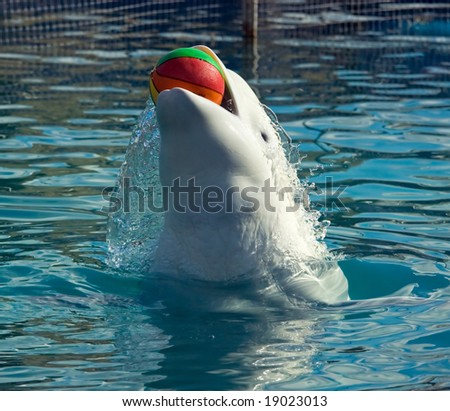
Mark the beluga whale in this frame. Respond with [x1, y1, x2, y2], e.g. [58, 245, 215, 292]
[106, 46, 349, 305]
[149, 45, 349, 304]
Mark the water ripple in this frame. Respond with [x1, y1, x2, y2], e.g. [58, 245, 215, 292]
[0, 1, 449, 391]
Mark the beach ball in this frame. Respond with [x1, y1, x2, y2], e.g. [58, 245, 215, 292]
[149, 48, 225, 105]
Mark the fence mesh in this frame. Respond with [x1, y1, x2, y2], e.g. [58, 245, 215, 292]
[2, 1, 450, 45]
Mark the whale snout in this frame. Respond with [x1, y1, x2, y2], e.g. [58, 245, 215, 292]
[157, 87, 219, 114]
[158, 87, 194, 104]
[157, 88, 195, 120]
[156, 87, 227, 134]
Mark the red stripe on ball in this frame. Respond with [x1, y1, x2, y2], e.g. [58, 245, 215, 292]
[156, 57, 225, 95]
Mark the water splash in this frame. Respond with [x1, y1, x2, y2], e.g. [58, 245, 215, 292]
[106, 100, 162, 273]
[262, 103, 329, 256]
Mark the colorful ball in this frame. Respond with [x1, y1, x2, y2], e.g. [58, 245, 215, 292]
[149, 48, 225, 105]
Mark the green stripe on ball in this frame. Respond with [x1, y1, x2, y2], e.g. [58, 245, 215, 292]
[156, 48, 225, 78]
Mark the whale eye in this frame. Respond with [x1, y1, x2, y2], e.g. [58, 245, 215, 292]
[261, 132, 269, 142]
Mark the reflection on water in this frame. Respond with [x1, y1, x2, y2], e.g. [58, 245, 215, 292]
[0, 0, 449, 390]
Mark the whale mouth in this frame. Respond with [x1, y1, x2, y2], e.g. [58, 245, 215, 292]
[220, 84, 237, 115]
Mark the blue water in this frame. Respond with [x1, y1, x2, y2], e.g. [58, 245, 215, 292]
[1, 3, 450, 390]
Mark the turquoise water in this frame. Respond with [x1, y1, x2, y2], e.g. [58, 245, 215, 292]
[1, 4, 450, 390]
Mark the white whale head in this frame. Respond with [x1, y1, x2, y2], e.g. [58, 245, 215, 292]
[154, 46, 349, 304]
[156, 49, 276, 191]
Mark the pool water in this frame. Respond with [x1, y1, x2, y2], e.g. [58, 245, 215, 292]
[1, 2, 449, 390]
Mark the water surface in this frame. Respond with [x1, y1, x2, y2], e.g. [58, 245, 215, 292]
[0, 1, 449, 390]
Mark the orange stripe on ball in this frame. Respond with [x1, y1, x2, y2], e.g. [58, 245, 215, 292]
[150, 70, 224, 105]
